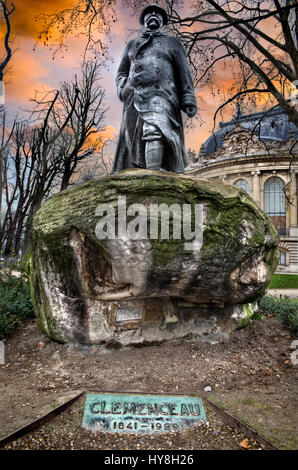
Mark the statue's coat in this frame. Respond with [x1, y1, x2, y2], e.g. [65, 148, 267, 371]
[112, 31, 197, 173]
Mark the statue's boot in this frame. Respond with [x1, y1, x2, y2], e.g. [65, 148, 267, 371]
[145, 140, 163, 170]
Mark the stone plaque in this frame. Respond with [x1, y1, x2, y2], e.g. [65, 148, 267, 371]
[82, 392, 207, 433]
[116, 307, 143, 324]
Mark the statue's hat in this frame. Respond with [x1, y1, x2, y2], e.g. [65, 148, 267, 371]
[139, 3, 168, 25]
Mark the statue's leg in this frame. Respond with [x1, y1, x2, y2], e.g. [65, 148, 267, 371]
[143, 122, 163, 170]
[145, 140, 164, 170]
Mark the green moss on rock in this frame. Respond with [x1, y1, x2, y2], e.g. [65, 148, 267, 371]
[28, 169, 279, 344]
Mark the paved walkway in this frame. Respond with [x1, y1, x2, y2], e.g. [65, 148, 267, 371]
[267, 289, 298, 299]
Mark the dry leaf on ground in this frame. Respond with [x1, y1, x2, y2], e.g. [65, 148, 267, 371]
[239, 438, 251, 449]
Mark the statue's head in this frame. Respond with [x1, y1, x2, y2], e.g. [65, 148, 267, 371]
[139, 4, 168, 30]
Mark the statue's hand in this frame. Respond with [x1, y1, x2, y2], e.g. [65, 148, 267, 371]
[185, 106, 197, 118]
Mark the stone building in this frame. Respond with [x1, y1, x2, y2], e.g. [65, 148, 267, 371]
[188, 106, 298, 274]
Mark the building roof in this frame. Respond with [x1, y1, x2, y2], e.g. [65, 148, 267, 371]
[202, 106, 298, 156]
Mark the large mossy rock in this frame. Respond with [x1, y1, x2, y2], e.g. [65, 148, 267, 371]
[28, 169, 279, 345]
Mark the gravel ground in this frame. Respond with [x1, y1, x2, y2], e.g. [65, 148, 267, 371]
[0, 314, 297, 450]
[2, 396, 266, 450]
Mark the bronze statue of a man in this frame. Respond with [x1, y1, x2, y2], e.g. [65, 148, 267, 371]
[112, 3, 197, 173]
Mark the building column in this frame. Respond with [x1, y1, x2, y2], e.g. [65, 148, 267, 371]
[251, 170, 261, 207]
[289, 170, 298, 237]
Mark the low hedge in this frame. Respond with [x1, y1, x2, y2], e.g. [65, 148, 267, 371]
[259, 295, 298, 337]
[0, 271, 35, 339]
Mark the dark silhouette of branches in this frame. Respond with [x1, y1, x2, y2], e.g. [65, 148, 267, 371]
[36, 0, 117, 61]
[0, 0, 15, 81]
[0, 1, 15, 253]
[0, 61, 108, 262]
[165, 0, 298, 127]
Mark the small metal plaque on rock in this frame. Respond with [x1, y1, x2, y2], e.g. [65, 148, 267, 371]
[82, 392, 207, 433]
[116, 307, 143, 324]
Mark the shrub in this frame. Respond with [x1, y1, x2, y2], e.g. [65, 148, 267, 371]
[258, 295, 279, 315]
[0, 270, 35, 339]
[259, 295, 298, 337]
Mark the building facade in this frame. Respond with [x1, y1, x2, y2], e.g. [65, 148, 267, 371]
[188, 107, 298, 274]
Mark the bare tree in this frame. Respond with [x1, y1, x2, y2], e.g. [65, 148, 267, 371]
[75, 145, 113, 184]
[0, 1, 15, 256]
[164, 0, 298, 128]
[0, 112, 16, 258]
[0, 0, 15, 81]
[55, 61, 106, 190]
[1, 119, 37, 263]
[0, 61, 108, 262]
[36, 0, 117, 60]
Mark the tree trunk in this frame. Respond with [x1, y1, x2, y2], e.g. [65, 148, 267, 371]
[13, 213, 26, 256]
[3, 222, 16, 265]
[21, 194, 44, 257]
[60, 160, 72, 191]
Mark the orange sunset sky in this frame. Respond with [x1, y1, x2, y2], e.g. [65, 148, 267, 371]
[3, 0, 244, 154]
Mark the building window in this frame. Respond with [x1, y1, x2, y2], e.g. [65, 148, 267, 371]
[279, 250, 286, 266]
[235, 179, 250, 195]
[264, 177, 286, 236]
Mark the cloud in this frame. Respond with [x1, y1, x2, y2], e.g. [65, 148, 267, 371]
[5, 43, 51, 106]
[12, 0, 74, 38]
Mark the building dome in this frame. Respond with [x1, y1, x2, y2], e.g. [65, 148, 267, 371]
[203, 106, 298, 156]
